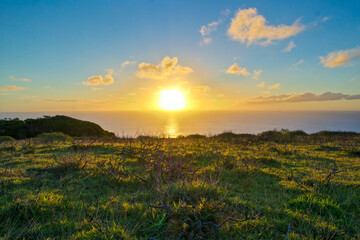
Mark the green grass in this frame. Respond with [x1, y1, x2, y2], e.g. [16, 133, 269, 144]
[0, 135, 359, 239]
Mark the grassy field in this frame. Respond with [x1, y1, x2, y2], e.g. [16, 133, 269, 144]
[0, 132, 359, 239]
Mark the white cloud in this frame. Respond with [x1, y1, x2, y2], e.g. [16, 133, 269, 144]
[83, 69, 114, 86]
[121, 60, 136, 68]
[248, 92, 360, 104]
[200, 20, 220, 36]
[0, 85, 25, 92]
[200, 37, 212, 46]
[283, 40, 296, 52]
[320, 48, 360, 68]
[322, 17, 330, 22]
[225, 63, 250, 76]
[311, 16, 331, 27]
[252, 70, 263, 80]
[136, 56, 193, 80]
[9, 75, 31, 82]
[290, 59, 304, 69]
[200, 20, 220, 46]
[257, 81, 265, 88]
[199, 9, 230, 46]
[222, 9, 231, 16]
[268, 83, 280, 89]
[227, 8, 305, 46]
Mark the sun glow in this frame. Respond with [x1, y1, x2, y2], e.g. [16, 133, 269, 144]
[159, 89, 185, 110]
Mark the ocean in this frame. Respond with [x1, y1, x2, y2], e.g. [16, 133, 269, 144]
[1, 111, 359, 137]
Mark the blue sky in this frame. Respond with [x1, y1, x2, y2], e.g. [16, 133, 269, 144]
[1, 0, 360, 111]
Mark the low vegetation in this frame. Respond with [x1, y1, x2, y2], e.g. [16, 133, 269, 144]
[0, 136, 15, 143]
[0, 115, 115, 139]
[0, 130, 359, 239]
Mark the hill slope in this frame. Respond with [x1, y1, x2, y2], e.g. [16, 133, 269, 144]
[0, 115, 115, 138]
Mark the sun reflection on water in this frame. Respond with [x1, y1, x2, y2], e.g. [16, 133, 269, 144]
[164, 116, 178, 138]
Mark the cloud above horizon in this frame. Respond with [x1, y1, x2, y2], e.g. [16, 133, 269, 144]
[225, 63, 250, 76]
[322, 16, 330, 22]
[227, 8, 305, 45]
[283, 40, 295, 52]
[257, 81, 265, 88]
[136, 56, 193, 80]
[200, 37, 212, 46]
[199, 9, 230, 46]
[9, 75, 31, 82]
[0, 85, 25, 92]
[268, 83, 281, 89]
[290, 59, 304, 69]
[200, 20, 220, 46]
[320, 48, 360, 68]
[248, 92, 360, 104]
[121, 60, 136, 68]
[83, 69, 114, 86]
[200, 20, 220, 37]
[251, 70, 263, 80]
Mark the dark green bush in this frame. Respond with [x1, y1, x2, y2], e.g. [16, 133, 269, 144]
[0, 136, 15, 143]
[22, 144, 36, 154]
[312, 131, 358, 137]
[0, 118, 26, 139]
[35, 132, 73, 144]
[25, 115, 115, 138]
[184, 134, 207, 139]
[258, 130, 283, 141]
[215, 131, 239, 139]
[1, 115, 115, 139]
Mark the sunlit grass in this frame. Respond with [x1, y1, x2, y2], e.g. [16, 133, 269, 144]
[0, 133, 359, 239]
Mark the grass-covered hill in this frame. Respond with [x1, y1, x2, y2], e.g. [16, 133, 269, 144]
[0, 132, 359, 239]
[0, 115, 115, 139]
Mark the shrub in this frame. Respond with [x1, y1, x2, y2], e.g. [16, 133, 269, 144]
[53, 152, 90, 171]
[286, 130, 308, 137]
[184, 134, 207, 139]
[0, 136, 15, 143]
[0, 145, 17, 153]
[0, 118, 26, 139]
[213, 155, 238, 170]
[25, 115, 115, 138]
[312, 131, 358, 137]
[218, 131, 237, 138]
[35, 132, 72, 144]
[22, 144, 36, 154]
[137, 135, 158, 140]
[258, 130, 282, 141]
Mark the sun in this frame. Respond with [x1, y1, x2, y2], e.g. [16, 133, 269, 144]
[159, 89, 185, 110]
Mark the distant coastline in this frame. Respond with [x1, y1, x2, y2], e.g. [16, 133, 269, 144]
[1, 111, 359, 137]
